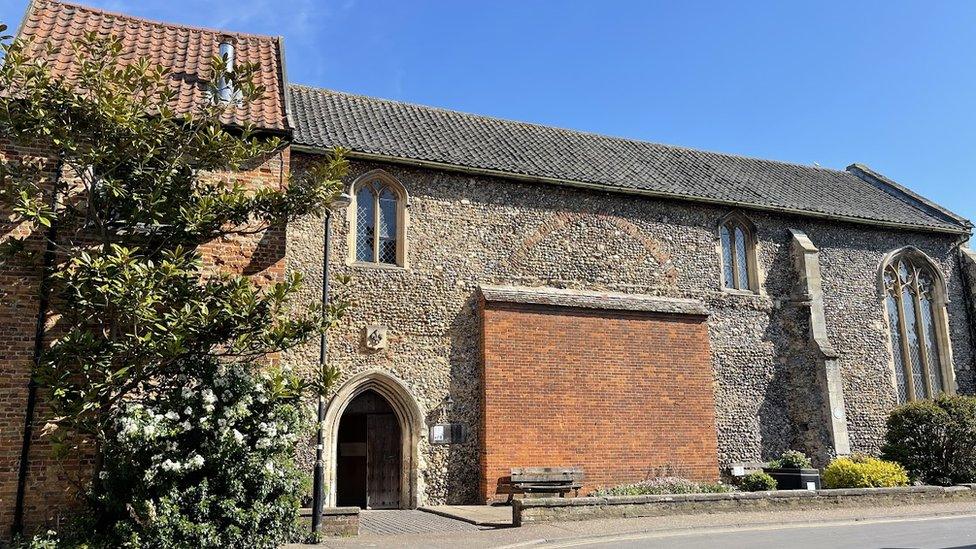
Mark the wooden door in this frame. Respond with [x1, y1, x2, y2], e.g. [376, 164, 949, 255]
[366, 413, 401, 509]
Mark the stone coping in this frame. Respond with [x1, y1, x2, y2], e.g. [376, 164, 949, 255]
[479, 284, 708, 316]
[513, 485, 976, 525]
[518, 485, 972, 509]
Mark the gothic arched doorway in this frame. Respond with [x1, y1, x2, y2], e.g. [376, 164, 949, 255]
[335, 390, 402, 508]
[323, 370, 424, 509]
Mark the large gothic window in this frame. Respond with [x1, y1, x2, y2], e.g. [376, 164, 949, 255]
[883, 253, 950, 403]
[719, 214, 758, 292]
[352, 172, 406, 266]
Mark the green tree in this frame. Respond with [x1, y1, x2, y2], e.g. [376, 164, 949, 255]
[0, 24, 348, 546]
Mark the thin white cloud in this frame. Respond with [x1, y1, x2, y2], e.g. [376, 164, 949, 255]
[211, 0, 358, 41]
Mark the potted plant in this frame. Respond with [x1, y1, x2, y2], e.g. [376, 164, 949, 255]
[763, 450, 821, 490]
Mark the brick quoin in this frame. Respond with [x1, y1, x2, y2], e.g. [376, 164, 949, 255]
[480, 301, 721, 501]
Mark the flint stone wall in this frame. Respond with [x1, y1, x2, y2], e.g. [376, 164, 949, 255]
[285, 153, 975, 505]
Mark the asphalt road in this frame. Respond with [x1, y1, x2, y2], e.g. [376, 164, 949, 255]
[542, 514, 976, 549]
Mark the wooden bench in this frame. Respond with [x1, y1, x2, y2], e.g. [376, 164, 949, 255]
[503, 467, 584, 502]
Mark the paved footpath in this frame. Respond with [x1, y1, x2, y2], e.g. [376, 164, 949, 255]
[286, 501, 976, 549]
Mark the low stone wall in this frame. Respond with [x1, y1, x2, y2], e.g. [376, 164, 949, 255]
[513, 486, 976, 526]
[300, 506, 360, 537]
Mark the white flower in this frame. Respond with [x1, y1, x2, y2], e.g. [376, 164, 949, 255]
[232, 429, 244, 444]
[119, 417, 139, 439]
[184, 406, 193, 416]
[201, 389, 217, 405]
[264, 461, 275, 474]
[165, 411, 179, 421]
[188, 455, 205, 469]
[180, 420, 192, 431]
[161, 459, 182, 472]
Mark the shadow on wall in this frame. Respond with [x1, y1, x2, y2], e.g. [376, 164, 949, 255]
[758, 235, 833, 467]
[440, 291, 483, 505]
[242, 226, 286, 276]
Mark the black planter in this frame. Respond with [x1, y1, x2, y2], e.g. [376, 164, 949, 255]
[763, 467, 821, 490]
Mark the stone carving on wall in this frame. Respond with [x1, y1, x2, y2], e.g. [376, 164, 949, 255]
[363, 324, 389, 350]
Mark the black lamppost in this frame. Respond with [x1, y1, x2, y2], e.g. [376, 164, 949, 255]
[312, 192, 351, 534]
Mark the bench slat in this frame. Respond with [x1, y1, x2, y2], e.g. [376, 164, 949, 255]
[511, 467, 584, 483]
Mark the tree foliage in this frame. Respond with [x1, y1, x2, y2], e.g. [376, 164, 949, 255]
[0, 23, 348, 546]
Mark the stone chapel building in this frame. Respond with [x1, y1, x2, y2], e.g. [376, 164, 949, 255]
[3, 0, 976, 531]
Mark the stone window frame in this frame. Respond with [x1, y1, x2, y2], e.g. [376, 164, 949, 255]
[878, 247, 956, 404]
[346, 169, 410, 269]
[716, 211, 761, 294]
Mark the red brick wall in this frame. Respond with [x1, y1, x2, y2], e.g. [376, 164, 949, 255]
[0, 138, 79, 535]
[480, 302, 720, 501]
[199, 148, 289, 285]
[0, 141, 290, 535]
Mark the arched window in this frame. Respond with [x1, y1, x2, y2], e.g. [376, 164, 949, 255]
[718, 214, 758, 292]
[882, 250, 952, 403]
[351, 171, 406, 266]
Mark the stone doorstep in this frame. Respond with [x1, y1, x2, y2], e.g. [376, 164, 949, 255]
[513, 485, 976, 525]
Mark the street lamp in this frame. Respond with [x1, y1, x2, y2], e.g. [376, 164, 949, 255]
[311, 191, 351, 534]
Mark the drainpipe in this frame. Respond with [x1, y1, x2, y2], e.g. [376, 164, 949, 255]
[11, 154, 63, 538]
[311, 191, 350, 533]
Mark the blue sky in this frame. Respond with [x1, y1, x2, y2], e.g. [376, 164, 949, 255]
[3, 0, 975, 226]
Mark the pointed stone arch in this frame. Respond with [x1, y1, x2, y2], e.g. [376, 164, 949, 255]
[716, 211, 760, 292]
[346, 169, 410, 267]
[877, 246, 949, 303]
[323, 370, 425, 508]
[877, 246, 956, 402]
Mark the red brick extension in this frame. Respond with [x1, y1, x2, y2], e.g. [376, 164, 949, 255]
[480, 301, 721, 501]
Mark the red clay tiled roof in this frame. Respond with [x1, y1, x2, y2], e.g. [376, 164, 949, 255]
[15, 0, 290, 132]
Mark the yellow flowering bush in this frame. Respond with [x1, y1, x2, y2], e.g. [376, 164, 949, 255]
[822, 455, 909, 489]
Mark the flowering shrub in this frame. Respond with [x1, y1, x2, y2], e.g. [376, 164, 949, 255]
[64, 361, 310, 548]
[822, 455, 909, 489]
[591, 477, 731, 496]
[767, 450, 813, 469]
[739, 472, 777, 492]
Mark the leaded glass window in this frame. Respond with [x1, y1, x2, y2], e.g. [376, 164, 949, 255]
[355, 179, 401, 265]
[884, 256, 948, 403]
[720, 217, 756, 291]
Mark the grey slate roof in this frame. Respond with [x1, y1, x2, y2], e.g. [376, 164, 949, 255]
[288, 85, 971, 234]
